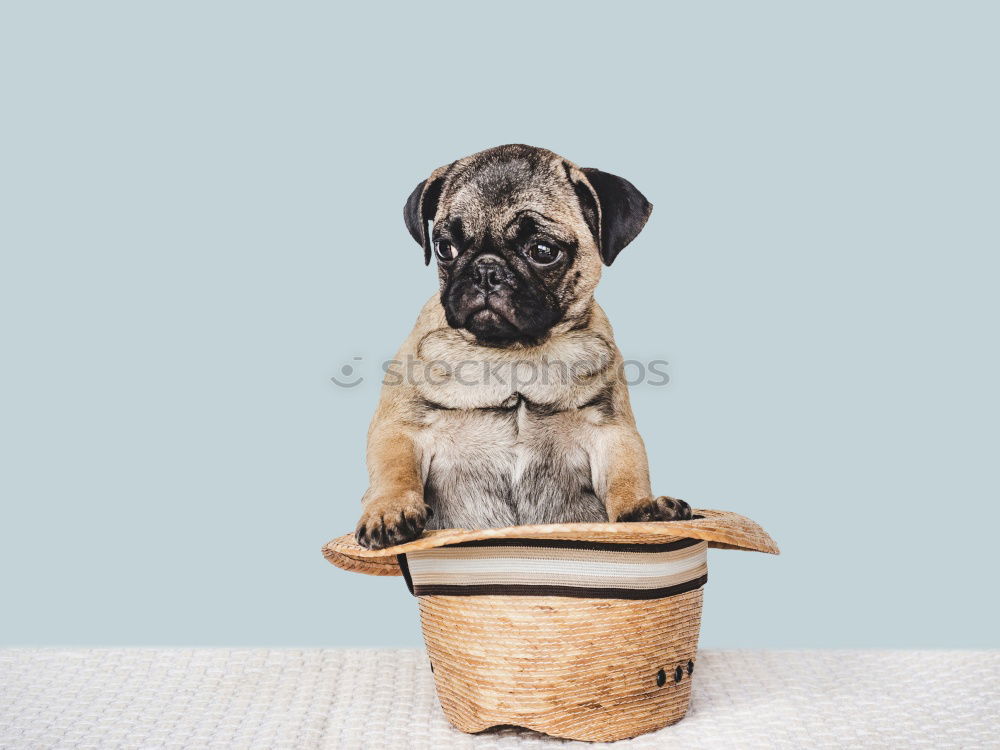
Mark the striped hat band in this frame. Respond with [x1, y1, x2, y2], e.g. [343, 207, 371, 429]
[398, 537, 708, 600]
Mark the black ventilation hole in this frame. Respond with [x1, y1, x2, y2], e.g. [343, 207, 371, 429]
[674, 666, 684, 683]
[656, 669, 666, 687]
[687, 660, 694, 675]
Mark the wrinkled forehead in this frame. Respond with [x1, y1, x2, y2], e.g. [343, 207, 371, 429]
[438, 155, 580, 239]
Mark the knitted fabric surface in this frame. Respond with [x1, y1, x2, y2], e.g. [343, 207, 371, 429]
[1, 649, 997, 748]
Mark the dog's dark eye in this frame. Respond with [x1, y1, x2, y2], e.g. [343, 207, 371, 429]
[434, 240, 458, 262]
[527, 242, 561, 266]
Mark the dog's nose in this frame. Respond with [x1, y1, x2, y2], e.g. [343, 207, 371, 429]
[472, 255, 507, 292]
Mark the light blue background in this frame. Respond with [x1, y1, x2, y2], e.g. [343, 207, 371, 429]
[1, 1, 997, 648]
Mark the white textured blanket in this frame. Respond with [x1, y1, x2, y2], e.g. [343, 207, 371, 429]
[1, 649, 997, 748]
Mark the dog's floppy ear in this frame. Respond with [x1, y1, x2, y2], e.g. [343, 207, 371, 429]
[403, 165, 450, 265]
[578, 168, 653, 266]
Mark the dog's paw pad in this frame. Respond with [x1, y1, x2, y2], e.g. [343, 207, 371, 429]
[617, 496, 693, 523]
[355, 504, 429, 550]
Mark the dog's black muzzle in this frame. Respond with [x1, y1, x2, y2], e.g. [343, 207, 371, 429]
[442, 255, 560, 346]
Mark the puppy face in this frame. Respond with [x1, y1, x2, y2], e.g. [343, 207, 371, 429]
[404, 145, 652, 347]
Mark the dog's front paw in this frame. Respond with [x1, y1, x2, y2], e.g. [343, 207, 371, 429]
[615, 496, 692, 523]
[355, 490, 430, 550]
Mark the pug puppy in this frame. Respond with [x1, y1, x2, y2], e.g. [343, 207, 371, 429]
[355, 144, 691, 550]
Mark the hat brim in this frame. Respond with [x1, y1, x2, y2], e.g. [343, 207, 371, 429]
[322, 509, 779, 576]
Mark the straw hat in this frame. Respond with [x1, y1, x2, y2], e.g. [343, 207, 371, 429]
[323, 509, 778, 742]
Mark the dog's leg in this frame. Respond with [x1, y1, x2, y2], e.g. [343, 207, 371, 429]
[355, 420, 429, 550]
[594, 429, 692, 523]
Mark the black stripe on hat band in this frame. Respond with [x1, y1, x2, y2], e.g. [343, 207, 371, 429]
[408, 574, 708, 600]
[438, 536, 704, 553]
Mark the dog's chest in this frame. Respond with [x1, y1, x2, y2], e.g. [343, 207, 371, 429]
[418, 398, 607, 528]
[409, 325, 616, 528]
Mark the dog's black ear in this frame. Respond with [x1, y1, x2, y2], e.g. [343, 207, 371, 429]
[403, 168, 448, 265]
[580, 168, 653, 266]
